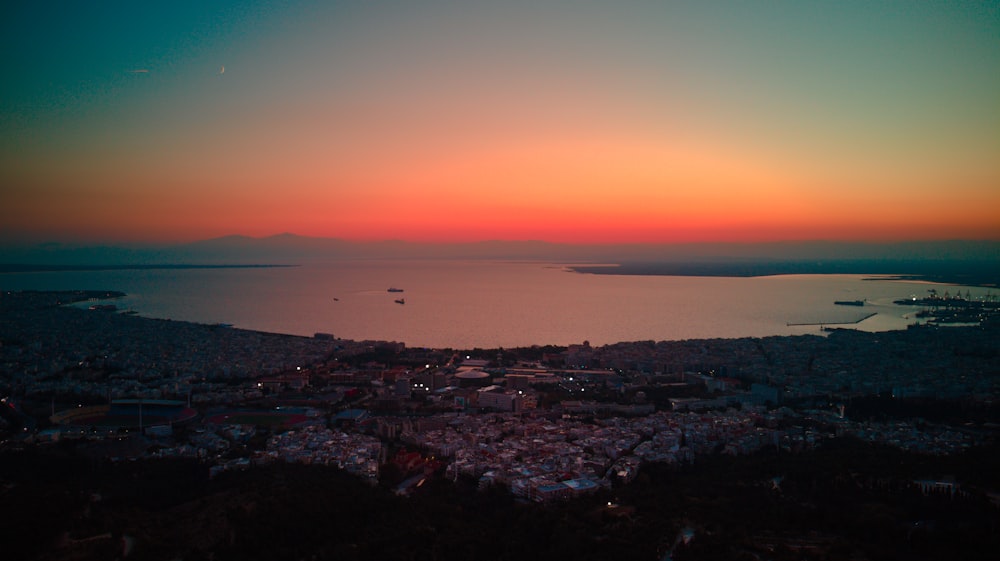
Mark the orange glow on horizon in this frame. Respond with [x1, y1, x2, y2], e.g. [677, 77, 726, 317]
[3, 101, 999, 246]
[2, 2, 999, 247]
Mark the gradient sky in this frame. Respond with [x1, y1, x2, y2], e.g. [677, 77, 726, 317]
[2, 0, 998, 244]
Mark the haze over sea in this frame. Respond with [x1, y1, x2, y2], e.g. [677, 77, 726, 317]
[2, 260, 992, 349]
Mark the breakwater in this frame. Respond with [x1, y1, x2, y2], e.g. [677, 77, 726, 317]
[787, 312, 878, 327]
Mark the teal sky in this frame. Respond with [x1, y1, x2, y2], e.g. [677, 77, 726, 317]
[2, 1, 999, 244]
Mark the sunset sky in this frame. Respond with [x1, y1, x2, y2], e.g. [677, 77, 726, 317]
[2, 0, 998, 245]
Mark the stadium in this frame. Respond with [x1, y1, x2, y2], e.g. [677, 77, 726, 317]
[51, 399, 198, 431]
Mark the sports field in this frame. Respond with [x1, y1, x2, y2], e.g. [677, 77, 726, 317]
[57, 403, 197, 429]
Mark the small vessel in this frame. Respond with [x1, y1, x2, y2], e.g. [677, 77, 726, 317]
[394, 298, 405, 305]
[387, 287, 404, 293]
[834, 300, 865, 306]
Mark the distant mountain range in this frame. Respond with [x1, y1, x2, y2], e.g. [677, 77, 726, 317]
[1, 234, 997, 284]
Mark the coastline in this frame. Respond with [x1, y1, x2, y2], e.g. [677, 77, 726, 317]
[3, 258, 995, 287]
[0, 264, 295, 274]
[4, 263, 997, 348]
[570, 260, 999, 288]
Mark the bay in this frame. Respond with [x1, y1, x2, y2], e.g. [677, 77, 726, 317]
[1, 260, 990, 349]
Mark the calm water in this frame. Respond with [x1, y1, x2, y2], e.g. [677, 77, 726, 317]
[1, 261, 990, 348]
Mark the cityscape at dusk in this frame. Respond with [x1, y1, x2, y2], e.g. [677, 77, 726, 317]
[2, 3, 1000, 560]
[3, 1, 999, 244]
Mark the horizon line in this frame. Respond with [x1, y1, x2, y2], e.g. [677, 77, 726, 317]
[4, 233, 1000, 248]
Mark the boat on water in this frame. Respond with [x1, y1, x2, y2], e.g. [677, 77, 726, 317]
[834, 300, 865, 306]
[394, 298, 405, 305]
[387, 287, 404, 293]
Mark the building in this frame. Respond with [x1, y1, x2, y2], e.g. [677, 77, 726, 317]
[456, 370, 491, 388]
[506, 374, 534, 390]
[477, 388, 522, 412]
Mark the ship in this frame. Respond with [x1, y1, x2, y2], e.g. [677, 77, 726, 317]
[387, 287, 404, 293]
[394, 298, 405, 305]
[834, 300, 865, 306]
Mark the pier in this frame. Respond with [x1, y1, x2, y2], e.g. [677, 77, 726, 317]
[787, 312, 878, 327]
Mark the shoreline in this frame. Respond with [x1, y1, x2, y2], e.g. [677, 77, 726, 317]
[1, 288, 989, 351]
[569, 261, 999, 288]
[0, 263, 295, 273]
[5, 267, 996, 348]
[3, 260, 994, 288]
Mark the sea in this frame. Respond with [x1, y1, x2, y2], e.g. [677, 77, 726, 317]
[1, 260, 992, 349]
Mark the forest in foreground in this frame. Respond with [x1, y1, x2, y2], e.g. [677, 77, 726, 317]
[2, 437, 998, 561]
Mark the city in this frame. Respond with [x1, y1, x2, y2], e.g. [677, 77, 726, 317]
[1, 289, 998, 560]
